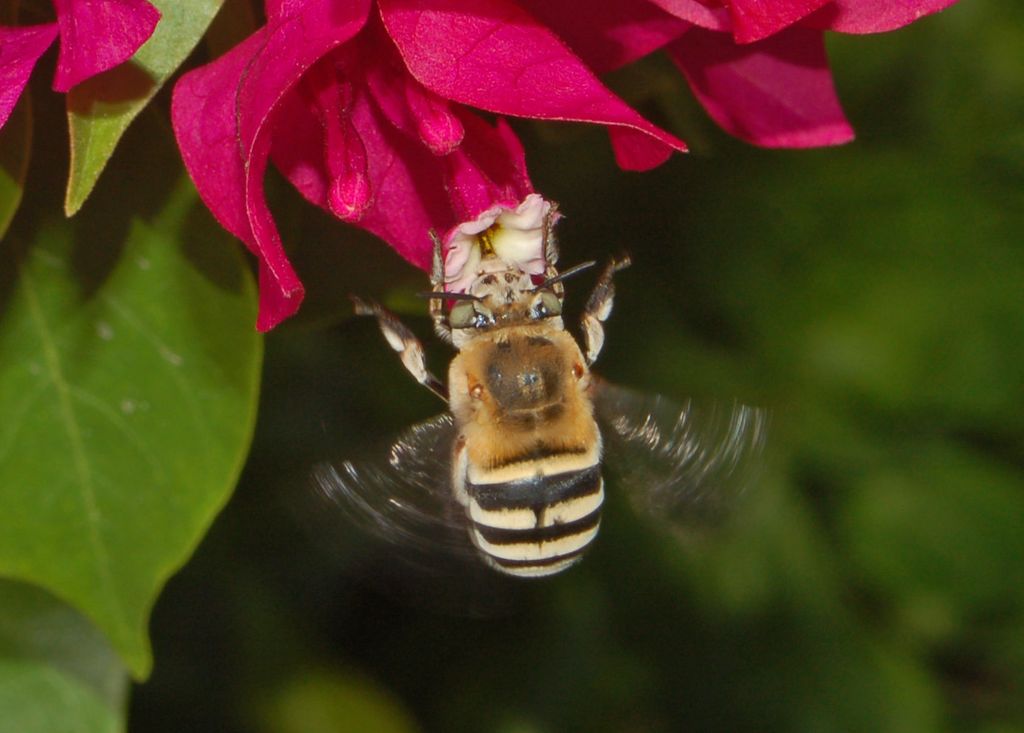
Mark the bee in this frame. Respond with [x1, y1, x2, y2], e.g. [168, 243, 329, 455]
[316, 201, 767, 579]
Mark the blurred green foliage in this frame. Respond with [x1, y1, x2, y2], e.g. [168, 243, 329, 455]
[74, 0, 1024, 730]
[0, 102, 261, 685]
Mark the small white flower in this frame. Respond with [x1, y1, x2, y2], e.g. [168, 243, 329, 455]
[444, 194, 552, 293]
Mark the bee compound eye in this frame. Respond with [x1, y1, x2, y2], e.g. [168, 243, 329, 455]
[541, 291, 562, 316]
[531, 291, 562, 319]
[450, 301, 476, 328]
[472, 312, 493, 329]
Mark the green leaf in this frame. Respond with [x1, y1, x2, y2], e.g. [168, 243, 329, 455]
[0, 662, 119, 733]
[0, 175, 261, 678]
[64, 0, 225, 215]
[261, 670, 420, 733]
[839, 442, 1024, 640]
[0, 580, 126, 733]
[760, 632, 942, 732]
[0, 94, 31, 241]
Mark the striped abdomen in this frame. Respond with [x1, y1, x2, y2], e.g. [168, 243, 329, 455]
[461, 456, 604, 578]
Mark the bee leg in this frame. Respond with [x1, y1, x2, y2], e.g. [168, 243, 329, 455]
[429, 231, 453, 344]
[544, 201, 560, 267]
[581, 255, 632, 365]
[351, 296, 448, 402]
[541, 203, 566, 301]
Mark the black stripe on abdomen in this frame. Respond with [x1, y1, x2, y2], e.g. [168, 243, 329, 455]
[465, 468, 605, 577]
[468, 465, 602, 511]
[486, 546, 589, 575]
[473, 507, 601, 546]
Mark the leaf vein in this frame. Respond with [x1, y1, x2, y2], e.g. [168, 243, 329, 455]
[66, 385, 169, 486]
[19, 261, 127, 636]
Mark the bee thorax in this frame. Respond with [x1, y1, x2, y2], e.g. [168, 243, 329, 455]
[485, 346, 564, 411]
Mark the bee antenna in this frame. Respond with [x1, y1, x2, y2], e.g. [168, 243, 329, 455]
[416, 291, 482, 301]
[535, 260, 597, 290]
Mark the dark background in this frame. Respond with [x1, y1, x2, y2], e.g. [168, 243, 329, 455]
[132, 2, 1024, 731]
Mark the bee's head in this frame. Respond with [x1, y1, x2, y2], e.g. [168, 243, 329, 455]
[445, 269, 563, 349]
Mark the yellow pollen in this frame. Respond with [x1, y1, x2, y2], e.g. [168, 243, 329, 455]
[478, 226, 498, 256]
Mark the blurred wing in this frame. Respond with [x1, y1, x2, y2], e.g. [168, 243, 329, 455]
[310, 413, 476, 567]
[595, 381, 769, 528]
[308, 413, 524, 615]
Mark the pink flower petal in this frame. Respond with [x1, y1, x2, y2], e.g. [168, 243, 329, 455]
[607, 127, 675, 170]
[669, 25, 853, 148]
[723, 0, 830, 43]
[515, 0, 689, 73]
[173, 33, 263, 248]
[444, 111, 533, 224]
[0, 24, 58, 129]
[272, 79, 452, 271]
[379, 0, 687, 168]
[275, 73, 536, 271]
[273, 10, 545, 265]
[172, 33, 303, 329]
[404, 82, 465, 155]
[646, 0, 731, 32]
[231, 0, 370, 179]
[358, 21, 476, 160]
[299, 60, 372, 221]
[174, 0, 371, 330]
[274, 79, 450, 268]
[233, 1, 370, 326]
[51, 0, 160, 92]
[351, 107, 456, 268]
[807, 0, 960, 34]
